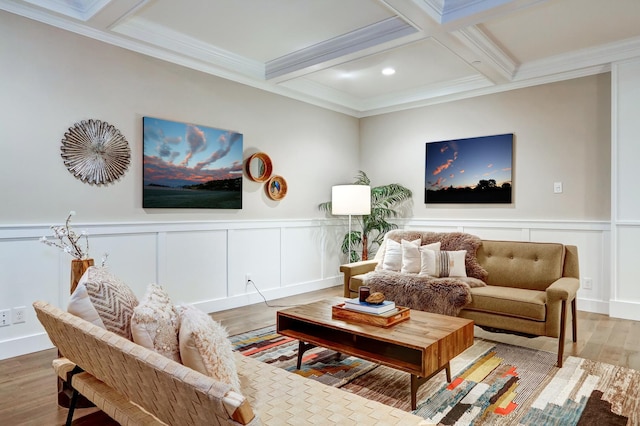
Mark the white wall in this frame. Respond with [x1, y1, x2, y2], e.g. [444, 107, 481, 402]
[360, 75, 611, 221]
[360, 75, 613, 318]
[0, 12, 357, 359]
[0, 11, 360, 224]
[610, 58, 640, 321]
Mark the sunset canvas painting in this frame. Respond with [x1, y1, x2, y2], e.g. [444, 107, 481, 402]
[425, 133, 513, 204]
[143, 117, 243, 208]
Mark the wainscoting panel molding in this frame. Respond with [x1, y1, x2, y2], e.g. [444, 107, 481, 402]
[0, 218, 611, 359]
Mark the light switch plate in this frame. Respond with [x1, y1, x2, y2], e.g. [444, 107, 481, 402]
[553, 182, 563, 193]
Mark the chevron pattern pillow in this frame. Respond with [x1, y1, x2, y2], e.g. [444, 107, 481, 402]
[68, 266, 139, 340]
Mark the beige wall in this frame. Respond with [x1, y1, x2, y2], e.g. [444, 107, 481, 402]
[360, 75, 611, 221]
[0, 12, 359, 224]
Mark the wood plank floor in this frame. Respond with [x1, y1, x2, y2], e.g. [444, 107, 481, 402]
[2, 285, 639, 425]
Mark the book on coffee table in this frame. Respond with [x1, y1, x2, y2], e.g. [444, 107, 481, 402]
[331, 303, 410, 327]
[344, 298, 396, 314]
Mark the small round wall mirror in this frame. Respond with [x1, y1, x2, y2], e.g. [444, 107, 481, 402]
[245, 152, 273, 182]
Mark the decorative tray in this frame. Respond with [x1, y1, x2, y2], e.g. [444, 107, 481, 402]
[331, 303, 410, 327]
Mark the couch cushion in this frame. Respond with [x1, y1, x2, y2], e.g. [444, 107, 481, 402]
[131, 283, 181, 362]
[465, 286, 546, 321]
[476, 241, 565, 291]
[420, 249, 467, 277]
[67, 266, 139, 340]
[178, 304, 241, 393]
[402, 241, 441, 274]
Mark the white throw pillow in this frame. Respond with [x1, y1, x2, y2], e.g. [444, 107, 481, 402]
[131, 283, 181, 363]
[68, 266, 138, 340]
[178, 305, 241, 392]
[379, 238, 421, 272]
[420, 249, 468, 278]
[402, 241, 441, 274]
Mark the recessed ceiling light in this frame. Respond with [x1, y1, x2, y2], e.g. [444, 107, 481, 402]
[382, 67, 396, 76]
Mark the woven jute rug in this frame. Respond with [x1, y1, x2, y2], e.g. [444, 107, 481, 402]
[230, 326, 640, 425]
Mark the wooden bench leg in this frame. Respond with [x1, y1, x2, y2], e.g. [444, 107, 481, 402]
[557, 300, 567, 368]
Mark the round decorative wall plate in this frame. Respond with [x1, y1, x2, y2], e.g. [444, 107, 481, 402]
[60, 119, 131, 185]
[266, 175, 287, 200]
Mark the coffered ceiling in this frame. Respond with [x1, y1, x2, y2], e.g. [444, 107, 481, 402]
[3, 0, 640, 117]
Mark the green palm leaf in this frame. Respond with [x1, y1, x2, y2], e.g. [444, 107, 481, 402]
[319, 171, 412, 262]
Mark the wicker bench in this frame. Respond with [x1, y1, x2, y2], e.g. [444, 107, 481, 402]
[34, 301, 427, 426]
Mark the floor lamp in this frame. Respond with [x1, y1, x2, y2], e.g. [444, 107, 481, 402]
[332, 185, 371, 262]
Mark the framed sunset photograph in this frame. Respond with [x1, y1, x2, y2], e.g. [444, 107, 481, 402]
[425, 133, 513, 204]
[143, 117, 243, 209]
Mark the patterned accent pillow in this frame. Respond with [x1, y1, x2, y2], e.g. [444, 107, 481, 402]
[178, 305, 240, 392]
[131, 283, 181, 362]
[420, 249, 468, 278]
[67, 266, 139, 340]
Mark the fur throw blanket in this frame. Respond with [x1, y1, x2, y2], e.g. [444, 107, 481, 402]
[381, 230, 488, 281]
[363, 271, 472, 317]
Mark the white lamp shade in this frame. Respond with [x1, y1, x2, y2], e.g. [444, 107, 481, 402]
[331, 185, 371, 215]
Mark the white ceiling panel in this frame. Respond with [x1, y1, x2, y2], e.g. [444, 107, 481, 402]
[303, 38, 477, 99]
[480, 0, 640, 64]
[3, 0, 640, 117]
[130, 0, 396, 62]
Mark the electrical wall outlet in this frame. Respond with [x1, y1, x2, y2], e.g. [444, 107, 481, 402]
[0, 309, 10, 327]
[245, 273, 252, 286]
[583, 277, 593, 290]
[12, 306, 26, 324]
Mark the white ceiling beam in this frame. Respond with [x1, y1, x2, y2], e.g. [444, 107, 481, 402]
[265, 17, 417, 81]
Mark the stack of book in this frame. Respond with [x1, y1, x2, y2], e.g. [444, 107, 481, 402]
[343, 297, 396, 315]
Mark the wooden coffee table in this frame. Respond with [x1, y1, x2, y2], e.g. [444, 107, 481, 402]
[276, 297, 474, 409]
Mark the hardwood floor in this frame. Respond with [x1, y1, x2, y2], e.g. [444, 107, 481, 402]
[2, 285, 639, 425]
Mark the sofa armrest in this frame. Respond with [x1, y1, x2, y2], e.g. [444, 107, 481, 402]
[223, 391, 255, 425]
[546, 277, 580, 303]
[545, 277, 579, 338]
[340, 260, 378, 297]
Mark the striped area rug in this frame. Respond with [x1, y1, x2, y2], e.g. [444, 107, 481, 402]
[230, 326, 640, 425]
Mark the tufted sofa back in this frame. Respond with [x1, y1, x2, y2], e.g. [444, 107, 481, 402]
[477, 240, 569, 291]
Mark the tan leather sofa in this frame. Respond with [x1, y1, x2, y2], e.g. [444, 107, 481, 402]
[340, 230, 580, 367]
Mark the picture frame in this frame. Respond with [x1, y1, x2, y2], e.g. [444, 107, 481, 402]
[425, 133, 513, 204]
[143, 117, 243, 209]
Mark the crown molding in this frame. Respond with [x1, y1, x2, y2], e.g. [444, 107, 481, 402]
[113, 17, 264, 79]
[22, 0, 110, 21]
[516, 36, 640, 81]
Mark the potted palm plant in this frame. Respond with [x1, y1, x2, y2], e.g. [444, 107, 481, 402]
[319, 171, 412, 262]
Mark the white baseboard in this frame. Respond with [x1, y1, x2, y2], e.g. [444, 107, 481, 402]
[196, 278, 342, 313]
[609, 300, 640, 321]
[0, 332, 54, 361]
[576, 297, 609, 315]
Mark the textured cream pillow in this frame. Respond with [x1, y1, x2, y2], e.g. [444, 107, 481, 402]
[379, 238, 421, 272]
[178, 305, 240, 392]
[420, 249, 468, 278]
[68, 266, 139, 340]
[131, 283, 181, 363]
[401, 241, 441, 274]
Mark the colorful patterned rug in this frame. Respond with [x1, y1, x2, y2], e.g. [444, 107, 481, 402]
[230, 326, 640, 425]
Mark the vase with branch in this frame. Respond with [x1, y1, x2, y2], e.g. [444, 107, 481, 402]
[319, 171, 413, 262]
[40, 211, 105, 293]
